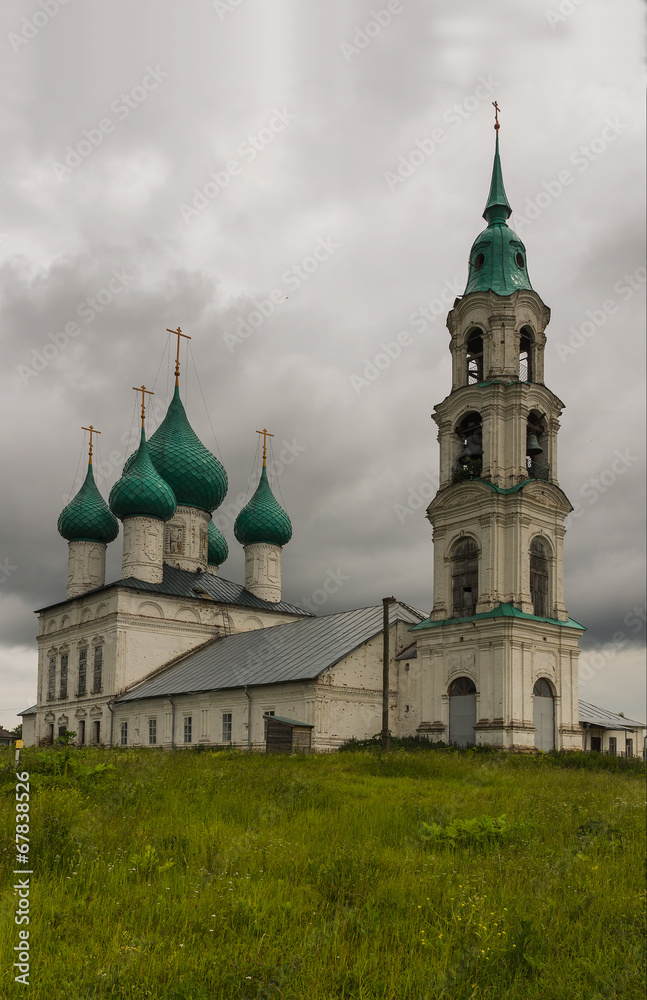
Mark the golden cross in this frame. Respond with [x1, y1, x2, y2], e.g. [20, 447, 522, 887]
[81, 425, 101, 465]
[133, 385, 154, 427]
[166, 326, 191, 385]
[256, 427, 274, 467]
[493, 101, 501, 132]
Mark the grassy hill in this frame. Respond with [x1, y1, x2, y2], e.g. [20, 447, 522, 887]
[1, 745, 645, 999]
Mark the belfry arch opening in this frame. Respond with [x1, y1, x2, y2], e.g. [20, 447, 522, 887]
[454, 412, 483, 482]
[530, 536, 550, 618]
[451, 537, 479, 616]
[465, 329, 484, 384]
[526, 411, 549, 481]
[449, 676, 477, 746]
[519, 326, 534, 382]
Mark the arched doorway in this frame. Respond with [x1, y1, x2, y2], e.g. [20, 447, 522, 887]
[449, 676, 477, 746]
[533, 678, 555, 751]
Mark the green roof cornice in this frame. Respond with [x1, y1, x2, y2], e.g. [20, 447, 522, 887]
[409, 602, 585, 632]
[145, 385, 228, 513]
[57, 462, 119, 544]
[109, 428, 177, 522]
[234, 466, 292, 547]
[483, 133, 512, 224]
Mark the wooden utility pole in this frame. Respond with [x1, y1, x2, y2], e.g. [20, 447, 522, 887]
[382, 597, 396, 751]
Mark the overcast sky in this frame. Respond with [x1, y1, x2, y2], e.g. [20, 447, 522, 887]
[1, 0, 645, 730]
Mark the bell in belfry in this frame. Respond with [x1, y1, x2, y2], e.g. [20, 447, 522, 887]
[526, 432, 543, 457]
[458, 425, 483, 464]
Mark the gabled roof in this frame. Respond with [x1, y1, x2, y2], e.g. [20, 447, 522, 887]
[19, 705, 37, 716]
[115, 602, 424, 703]
[36, 565, 313, 617]
[578, 700, 645, 731]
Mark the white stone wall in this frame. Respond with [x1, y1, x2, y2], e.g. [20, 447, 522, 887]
[122, 516, 165, 583]
[244, 543, 282, 603]
[164, 506, 210, 573]
[66, 540, 107, 599]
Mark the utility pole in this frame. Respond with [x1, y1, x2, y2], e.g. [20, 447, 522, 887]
[382, 597, 396, 751]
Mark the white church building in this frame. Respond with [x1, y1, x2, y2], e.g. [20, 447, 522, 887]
[20, 126, 644, 755]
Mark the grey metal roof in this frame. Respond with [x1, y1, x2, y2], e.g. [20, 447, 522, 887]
[396, 642, 418, 661]
[37, 565, 313, 617]
[578, 700, 645, 730]
[116, 602, 423, 703]
[265, 714, 314, 727]
[19, 705, 37, 716]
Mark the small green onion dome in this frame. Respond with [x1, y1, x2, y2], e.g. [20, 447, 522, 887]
[109, 429, 177, 522]
[234, 466, 292, 547]
[464, 133, 533, 297]
[144, 386, 228, 513]
[58, 463, 119, 543]
[207, 521, 229, 566]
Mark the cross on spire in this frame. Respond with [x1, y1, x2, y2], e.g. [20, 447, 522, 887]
[166, 326, 191, 386]
[493, 101, 501, 132]
[133, 385, 154, 427]
[81, 425, 101, 465]
[256, 427, 274, 467]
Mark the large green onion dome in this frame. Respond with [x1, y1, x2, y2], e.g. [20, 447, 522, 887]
[144, 386, 228, 513]
[234, 466, 292, 547]
[109, 429, 177, 522]
[464, 133, 533, 297]
[58, 463, 119, 543]
[207, 521, 229, 566]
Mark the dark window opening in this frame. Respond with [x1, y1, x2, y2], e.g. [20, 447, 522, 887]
[530, 538, 549, 618]
[149, 719, 157, 745]
[78, 720, 86, 745]
[93, 720, 101, 745]
[47, 656, 56, 701]
[92, 646, 103, 694]
[454, 413, 483, 482]
[77, 648, 87, 696]
[526, 413, 549, 481]
[451, 538, 479, 617]
[59, 653, 68, 700]
[466, 330, 484, 384]
[58, 725, 67, 738]
[449, 676, 477, 696]
[590, 736, 601, 752]
[608, 736, 617, 755]
[626, 739, 633, 757]
[519, 328, 533, 382]
[533, 678, 553, 697]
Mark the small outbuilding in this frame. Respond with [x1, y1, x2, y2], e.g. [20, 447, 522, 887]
[0, 727, 17, 746]
[265, 714, 313, 754]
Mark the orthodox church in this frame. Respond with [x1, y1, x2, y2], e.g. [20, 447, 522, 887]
[20, 122, 644, 755]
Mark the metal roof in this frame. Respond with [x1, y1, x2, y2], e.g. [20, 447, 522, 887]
[578, 700, 645, 731]
[36, 565, 313, 617]
[19, 705, 37, 716]
[264, 714, 314, 728]
[116, 602, 423, 703]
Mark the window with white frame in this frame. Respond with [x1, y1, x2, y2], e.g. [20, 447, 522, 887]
[263, 710, 275, 739]
[222, 713, 232, 743]
[120, 721, 128, 746]
[608, 736, 617, 755]
[148, 718, 157, 745]
[183, 716, 192, 743]
[626, 738, 633, 757]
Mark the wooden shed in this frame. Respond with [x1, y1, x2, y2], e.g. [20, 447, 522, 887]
[264, 714, 313, 754]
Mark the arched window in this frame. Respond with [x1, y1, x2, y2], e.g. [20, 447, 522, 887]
[454, 412, 483, 482]
[533, 678, 555, 750]
[530, 537, 549, 618]
[519, 327, 533, 382]
[451, 538, 479, 616]
[449, 677, 477, 746]
[526, 413, 549, 481]
[466, 329, 484, 384]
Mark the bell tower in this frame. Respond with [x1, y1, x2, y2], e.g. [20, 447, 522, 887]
[411, 110, 584, 751]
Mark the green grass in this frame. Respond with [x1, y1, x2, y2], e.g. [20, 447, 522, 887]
[0, 746, 645, 999]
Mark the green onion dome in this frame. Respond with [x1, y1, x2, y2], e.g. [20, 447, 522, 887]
[58, 463, 119, 543]
[144, 386, 228, 513]
[109, 429, 177, 522]
[234, 466, 292, 547]
[207, 521, 229, 566]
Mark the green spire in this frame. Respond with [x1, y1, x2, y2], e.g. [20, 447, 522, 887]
[109, 428, 177, 522]
[58, 462, 119, 544]
[482, 133, 512, 225]
[207, 520, 229, 566]
[464, 129, 534, 297]
[145, 386, 228, 513]
[234, 466, 292, 547]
